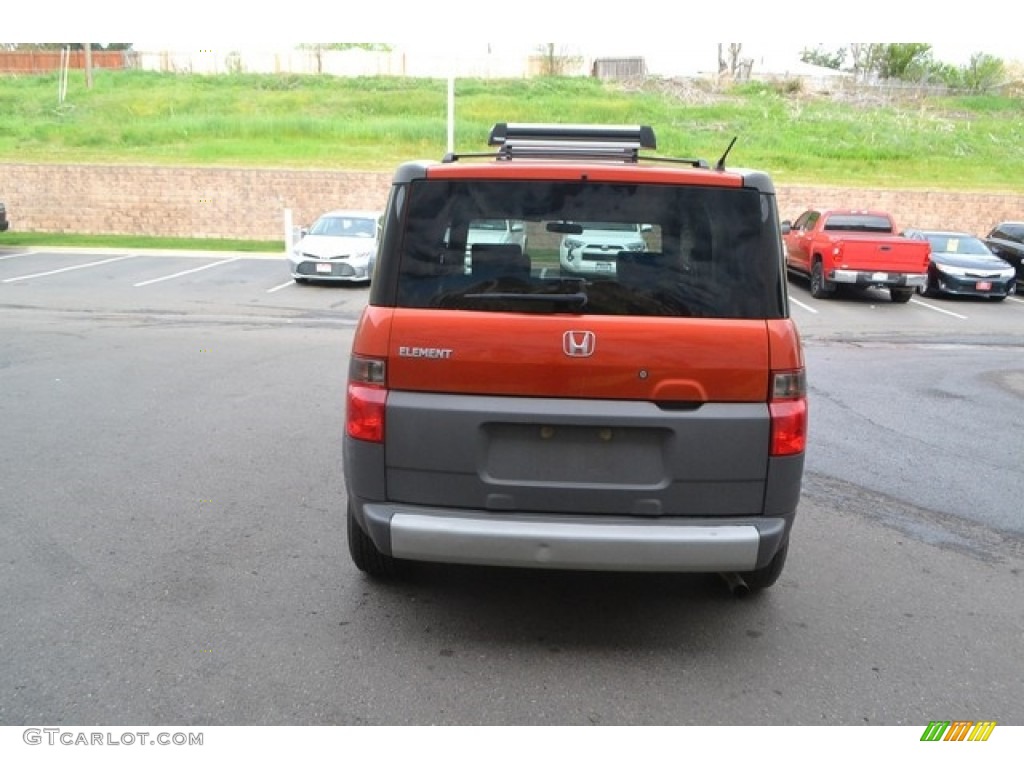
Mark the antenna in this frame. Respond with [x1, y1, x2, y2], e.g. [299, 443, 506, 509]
[715, 136, 738, 171]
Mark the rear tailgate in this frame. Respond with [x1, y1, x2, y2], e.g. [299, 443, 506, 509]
[382, 310, 772, 518]
[835, 234, 930, 274]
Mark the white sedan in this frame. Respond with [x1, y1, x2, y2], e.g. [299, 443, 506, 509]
[289, 209, 382, 284]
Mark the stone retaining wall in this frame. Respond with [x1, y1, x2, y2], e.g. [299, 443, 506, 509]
[1, 163, 1021, 242]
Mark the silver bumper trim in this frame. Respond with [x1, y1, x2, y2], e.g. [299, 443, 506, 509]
[831, 269, 926, 287]
[390, 513, 761, 571]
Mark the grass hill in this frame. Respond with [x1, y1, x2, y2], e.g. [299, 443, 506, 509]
[1, 69, 1022, 193]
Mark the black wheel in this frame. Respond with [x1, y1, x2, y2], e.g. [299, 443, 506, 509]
[809, 261, 832, 299]
[347, 502, 400, 579]
[739, 543, 788, 592]
[890, 288, 914, 303]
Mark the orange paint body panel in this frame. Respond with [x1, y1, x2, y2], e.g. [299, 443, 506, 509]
[427, 162, 745, 187]
[766, 319, 805, 371]
[369, 308, 773, 402]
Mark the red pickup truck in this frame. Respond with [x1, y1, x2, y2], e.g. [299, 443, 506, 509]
[782, 209, 930, 302]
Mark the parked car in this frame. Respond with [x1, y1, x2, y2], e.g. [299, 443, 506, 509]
[781, 209, 930, 302]
[0, 201, 9, 232]
[558, 221, 650, 276]
[983, 221, 1024, 290]
[444, 218, 528, 271]
[288, 209, 382, 284]
[343, 122, 806, 595]
[467, 218, 527, 251]
[903, 229, 1016, 300]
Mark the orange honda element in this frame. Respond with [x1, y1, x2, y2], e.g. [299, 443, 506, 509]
[344, 124, 807, 594]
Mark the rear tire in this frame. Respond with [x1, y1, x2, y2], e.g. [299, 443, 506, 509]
[890, 288, 914, 303]
[740, 543, 788, 592]
[347, 502, 401, 579]
[809, 261, 833, 299]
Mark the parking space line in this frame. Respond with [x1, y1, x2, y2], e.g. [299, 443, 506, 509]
[0, 251, 33, 261]
[788, 296, 818, 314]
[909, 298, 968, 319]
[1005, 295, 1024, 305]
[266, 280, 295, 294]
[133, 257, 241, 287]
[3, 255, 137, 283]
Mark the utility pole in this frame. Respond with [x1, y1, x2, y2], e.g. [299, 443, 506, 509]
[84, 43, 94, 89]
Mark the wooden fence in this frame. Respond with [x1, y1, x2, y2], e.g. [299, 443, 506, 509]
[0, 50, 132, 73]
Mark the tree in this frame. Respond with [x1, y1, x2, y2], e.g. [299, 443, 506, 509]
[535, 44, 581, 76]
[959, 53, 1005, 92]
[836, 44, 1003, 91]
[715, 44, 753, 80]
[800, 45, 846, 70]
[876, 43, 932, 80]
[847, 43, 883, 82]
[717, 43, 742, 77]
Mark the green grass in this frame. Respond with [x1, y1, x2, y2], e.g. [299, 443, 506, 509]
[2, 69, 1022, 191]
[0, 231, 283, 252]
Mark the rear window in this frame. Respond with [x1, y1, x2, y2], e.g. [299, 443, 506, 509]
[822, 214, 894, 233]
[992, 224, 1024, 243]
[390, 179, 785, 319]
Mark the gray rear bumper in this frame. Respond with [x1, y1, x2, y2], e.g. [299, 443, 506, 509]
[355, 502, 791, 572]
[831, 269, 926, 288]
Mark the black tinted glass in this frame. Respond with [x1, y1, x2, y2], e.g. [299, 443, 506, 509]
[822, 214, 893, 233]
[392, 179, 784, 319]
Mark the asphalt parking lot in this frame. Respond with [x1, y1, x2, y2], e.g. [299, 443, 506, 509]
[2, 246, 1023, 728]
[3, 246, 1022, 341]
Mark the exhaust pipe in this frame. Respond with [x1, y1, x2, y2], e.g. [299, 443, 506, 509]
[718, 571, 750, 598]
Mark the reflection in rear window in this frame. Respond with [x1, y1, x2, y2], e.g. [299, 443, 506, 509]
[391, 179, 785, 319]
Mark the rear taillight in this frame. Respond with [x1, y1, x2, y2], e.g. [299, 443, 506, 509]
[769, 370, 807, 456]
[346, 355, 387, 443]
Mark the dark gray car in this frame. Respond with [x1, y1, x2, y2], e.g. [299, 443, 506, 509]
[984, 221, 1024, 290]
[905, 228, 1016, 300]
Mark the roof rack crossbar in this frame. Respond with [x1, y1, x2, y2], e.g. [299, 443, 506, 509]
[496, 139, 643, 162]
[489, 123, 657, 150]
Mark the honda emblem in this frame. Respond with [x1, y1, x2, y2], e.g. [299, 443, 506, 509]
[563, 330, 596, 358]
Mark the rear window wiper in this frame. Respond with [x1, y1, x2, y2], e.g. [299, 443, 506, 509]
[463, 291, 588, 308]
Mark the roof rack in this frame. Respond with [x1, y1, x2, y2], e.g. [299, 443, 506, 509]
[489, 122, 658, 148]
[440, 122, 715, 169]
[488, 122, 655, 162]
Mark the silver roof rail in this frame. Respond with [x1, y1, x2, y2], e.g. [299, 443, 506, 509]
[489, 123, 657, 148]
[488, 122, 656, 162]
[441, 122, 712, 168]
